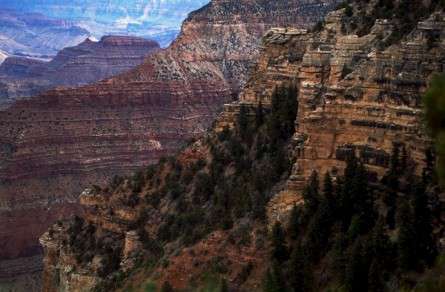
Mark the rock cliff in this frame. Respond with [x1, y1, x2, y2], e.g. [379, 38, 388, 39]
[219, 4, 445, 220]
[40, 2, 444, 291]
[0, 0, 337, 285]
[0, 36, 160, 103]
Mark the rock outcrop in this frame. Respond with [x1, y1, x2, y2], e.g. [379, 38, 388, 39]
[0, 36, 160, 103]
[38, 1, 445, 291]
[217, 5, 445, 222]
[40, 2, 445, 291]
[0, 0, 338, 285]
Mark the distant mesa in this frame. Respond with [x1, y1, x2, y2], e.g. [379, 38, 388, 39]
[0, 35, 160, 104]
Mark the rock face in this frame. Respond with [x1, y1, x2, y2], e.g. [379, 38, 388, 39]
[0, 36, 160, 103]
[40, 2, 445, 291]
[0, 0, 337, 285]
[217, 6, 445, 221]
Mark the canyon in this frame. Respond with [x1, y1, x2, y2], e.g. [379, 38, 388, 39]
[0, 9, 89, 58]
[0, 0, 210, 47]
[40, 1, 445, 291]
[0, 0, 339, 287]
[0, 36, 160, 103]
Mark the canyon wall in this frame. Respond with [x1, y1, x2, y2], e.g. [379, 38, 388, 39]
[0, 0, 338, 283]
[218, 7, 444, 221]
[40, 4, 445, 292]
[0, 36, 160, 103]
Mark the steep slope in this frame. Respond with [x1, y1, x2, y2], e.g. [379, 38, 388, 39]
[0, 0, 338, 285]
[41, 1, 444, 291]
[0, 36, 160, 103]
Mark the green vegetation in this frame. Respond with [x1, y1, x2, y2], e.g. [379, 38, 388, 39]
[82, 84, 299, 291]
[423, 73, 445, 184]
[264, 148, 441, 291]
[339, 0, 445, 45]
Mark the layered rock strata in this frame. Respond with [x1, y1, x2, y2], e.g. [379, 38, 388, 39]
[0, 36, 160, 103]
[40, 4, 445, 291]
[0, 0, 338, 282]
[217, 8, 444, 221]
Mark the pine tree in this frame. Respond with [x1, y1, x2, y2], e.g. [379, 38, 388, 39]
[161, 281, 174, 292]
[397, 200, 417, 271]
[412, 182, 437, 267]
[323, 171, 334, 202]
[340, 155, 358, 230]
[303, 171, 320, 214]
[422, 147, 436, 184]
[238, 103, 249, 141]
[263, 269, 279, 292]
[263, 262, 286, 292]
[219, 278, 229, 292]
[289, 243, 313, 292]
[345, 238, 369, 292]
[256, 101, 265, 129]
[368, 259, 384, 292]
[353, 163, 376, 235]
[306, 206, 330, 261]
[289, 205, 301, 240]
[332, 232, 348, 282]
[271, 222, 289, 263]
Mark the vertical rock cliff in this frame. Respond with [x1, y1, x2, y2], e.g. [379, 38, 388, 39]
[40, 2, 444, 292]
[0, 0, 338, 285]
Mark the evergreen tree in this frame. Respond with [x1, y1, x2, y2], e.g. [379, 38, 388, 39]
[256, 101, 265, 129]
[397, 200, 417, 271]
[303, 171, 320, 214]
[412, 182, 437, 267]
[306, 196, 334, 260]
[288, 205, 301, 240]
[219, 278, 229, 292]
[263, 269, 279, 292]
[161, 281, 174, 292]
[323, 171, 334, 202]
[238, 103, 250, 141]
[353, 163, 376, 235]
[289, 243, 313, 292]
[263, 262, 286, 292]
[345, 238, 369, 292]
[368, 259, 385, 292]
[423, 147, 436, 184]
[332, 232, 348, 282]
[339, 155, 359, 230]
[271, 222, 289, 263]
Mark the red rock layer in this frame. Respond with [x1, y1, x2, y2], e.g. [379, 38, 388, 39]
[0, 0, 338, 278]
[0, 36, 160, 102]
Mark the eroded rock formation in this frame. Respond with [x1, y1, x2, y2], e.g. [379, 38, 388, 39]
[40, 2, 445, 291]
[0, 36, 160, 103]
[0, 0, 337, 284]
[219, 7, 445, 221]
